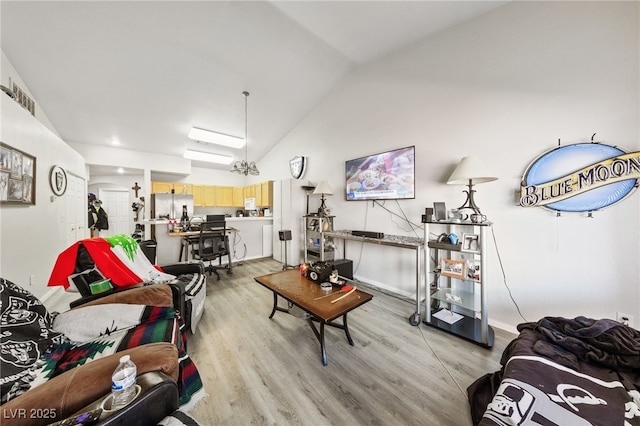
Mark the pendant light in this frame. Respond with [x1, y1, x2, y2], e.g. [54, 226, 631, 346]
[231, 91, 260, 176]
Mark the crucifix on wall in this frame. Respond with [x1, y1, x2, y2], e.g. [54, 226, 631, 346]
[132, 182, 141, 197]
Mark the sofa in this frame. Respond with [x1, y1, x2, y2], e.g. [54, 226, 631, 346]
[0, 278, 205, 426]
[47, 234, 207, 334]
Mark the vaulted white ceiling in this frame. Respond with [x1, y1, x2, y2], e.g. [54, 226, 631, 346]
[1, 1, 506, 174]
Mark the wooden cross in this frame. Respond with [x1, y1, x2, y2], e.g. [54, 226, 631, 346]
[132, 182, 141, 197]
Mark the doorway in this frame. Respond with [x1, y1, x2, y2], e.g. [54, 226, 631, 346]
[98, 189, 131, 237]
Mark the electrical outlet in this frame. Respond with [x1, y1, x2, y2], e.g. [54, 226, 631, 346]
[616, 312, 633, 327]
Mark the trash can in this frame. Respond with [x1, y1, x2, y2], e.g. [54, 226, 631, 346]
[139, 240, 157, 264]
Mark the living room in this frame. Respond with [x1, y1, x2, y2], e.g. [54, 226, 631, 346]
[1, 1, 638, 424]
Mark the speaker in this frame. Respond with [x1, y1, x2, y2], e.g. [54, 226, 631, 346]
[278, 230, 292, 241]
[329, 259, 353, 280]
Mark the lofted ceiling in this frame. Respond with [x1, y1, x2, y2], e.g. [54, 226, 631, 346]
[1, 1, 506, 175]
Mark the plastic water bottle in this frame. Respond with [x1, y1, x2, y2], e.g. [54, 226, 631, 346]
[111, 355, 137, 410]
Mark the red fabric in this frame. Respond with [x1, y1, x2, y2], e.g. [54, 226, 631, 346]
[48, 238, 143, 289]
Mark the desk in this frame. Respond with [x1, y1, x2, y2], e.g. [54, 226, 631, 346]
[169, 228, 236, 262]
[324, 230, 425, 326]
[254, 269, 373, 365]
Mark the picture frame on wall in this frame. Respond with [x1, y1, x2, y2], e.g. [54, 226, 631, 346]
[441, 258, 466, 279]
[0, 142, 36, 205]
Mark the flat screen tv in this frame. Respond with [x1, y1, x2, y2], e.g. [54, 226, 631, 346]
[346, 146, 415, 201]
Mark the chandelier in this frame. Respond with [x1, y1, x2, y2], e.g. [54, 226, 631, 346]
[231, 91, 260, 176]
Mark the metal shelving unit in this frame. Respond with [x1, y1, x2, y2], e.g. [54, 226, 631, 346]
[303, 215, 335, 263]
[423, 220, 494, 348]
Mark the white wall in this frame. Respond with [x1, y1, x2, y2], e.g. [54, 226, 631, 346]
[1, 56, 87, 299]
[258, 2, 640, 331]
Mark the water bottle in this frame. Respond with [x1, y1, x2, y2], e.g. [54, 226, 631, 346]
[111, 355, 137, 410]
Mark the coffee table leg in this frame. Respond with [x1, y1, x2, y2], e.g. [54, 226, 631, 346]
[269, 292, 278, 318]
[320, 321, 327, 366]
[307, 318, 328, 366]
[343, 313, 354, 346]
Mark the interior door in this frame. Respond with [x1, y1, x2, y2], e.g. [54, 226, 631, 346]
[99, 189, 131, 237]
[66, 174, 86, 245]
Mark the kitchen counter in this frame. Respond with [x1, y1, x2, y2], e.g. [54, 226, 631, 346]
[226, 216, 273, 222]
[151, 216, 273, 265]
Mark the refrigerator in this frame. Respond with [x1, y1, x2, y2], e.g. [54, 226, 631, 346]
[150, 193, 194, 220]
[150, 193, 194, 265]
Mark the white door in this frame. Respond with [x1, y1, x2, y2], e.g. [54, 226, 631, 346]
[66, 174, 87, 245]
[99, 189, 131, 237]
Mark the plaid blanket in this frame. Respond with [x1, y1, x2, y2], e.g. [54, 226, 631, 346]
[48, 305, 204, 407]
[1, 279, 204, 408]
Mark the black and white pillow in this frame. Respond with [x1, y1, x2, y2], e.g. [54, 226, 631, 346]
[0, 278, 63, 403]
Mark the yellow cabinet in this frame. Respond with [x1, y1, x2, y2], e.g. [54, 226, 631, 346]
[254, 184, 263, 206]
[151, 181, 173, 193]
[204, 186, 216, 207]
[232, 187, 244, 207]
[260, 181, 273, 207]
[151, 182, 193, 195]
[215, 186, 234, 207]
[192, 185, 205, 206]
[175, 183, 192, 195]
[243, 184, 256, 199]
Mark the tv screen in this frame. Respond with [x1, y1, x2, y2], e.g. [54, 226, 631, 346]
[346, 146, 415, 201]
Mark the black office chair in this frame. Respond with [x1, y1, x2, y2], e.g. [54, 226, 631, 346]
[192, 219, 233, 280]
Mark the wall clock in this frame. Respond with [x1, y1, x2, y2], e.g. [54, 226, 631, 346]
[289, 156, 307, 179]
[49, 165, 67, 196]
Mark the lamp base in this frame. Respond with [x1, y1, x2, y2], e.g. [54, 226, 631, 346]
[457, 182, 483, 216]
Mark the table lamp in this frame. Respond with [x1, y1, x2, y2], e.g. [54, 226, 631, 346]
[447, 156, 497, 215]
[313, 181, 333, 216]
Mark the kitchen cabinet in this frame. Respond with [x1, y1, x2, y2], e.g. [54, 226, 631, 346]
[151, 182, 192, 195]
[215, 186, 234, 207]
[260, 181, 273, 207]
[233, 187, 244, 207]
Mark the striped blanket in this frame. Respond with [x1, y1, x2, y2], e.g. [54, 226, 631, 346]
[1, 279, 204, 409]
[49, 304, 205, 408]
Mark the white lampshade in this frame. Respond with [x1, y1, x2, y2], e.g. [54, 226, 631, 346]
[188, 127, 245, 149]
[313, 181, 333, 195]
[447, 156, 498, 185]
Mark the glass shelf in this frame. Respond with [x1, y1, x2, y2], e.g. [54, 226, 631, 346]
[431, 288, 480, 312]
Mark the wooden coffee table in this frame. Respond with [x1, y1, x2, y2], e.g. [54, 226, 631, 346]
[254, 269, 373, 365]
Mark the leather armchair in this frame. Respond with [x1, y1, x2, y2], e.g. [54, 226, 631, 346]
[1, 284, 181, 426]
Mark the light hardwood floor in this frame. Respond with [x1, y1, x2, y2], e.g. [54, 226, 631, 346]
[43, 258, 514, 425]
[188, 258, 514, 426]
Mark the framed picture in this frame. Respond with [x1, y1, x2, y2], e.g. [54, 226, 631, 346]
[49, 165, 67, 196]
[461, 233, 480, 253]
[0, 142, 36, 205]
[433, 202, 446, 221]
[441, 258, 466, 279]
[467, 259, 481, 281]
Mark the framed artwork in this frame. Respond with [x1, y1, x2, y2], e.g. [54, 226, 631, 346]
[0, 142, 36, 205]
[461, 233, 480, 253]
[441, 258, 466, 279]
[467, 259, 481, 281]
[433, 202, 446, 221]
[49, 165, 67, 196]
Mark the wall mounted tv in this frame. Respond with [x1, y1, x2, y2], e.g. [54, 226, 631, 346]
[346, 146, 415, 201]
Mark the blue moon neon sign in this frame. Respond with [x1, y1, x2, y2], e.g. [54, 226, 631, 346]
[520, 142, 639, 212]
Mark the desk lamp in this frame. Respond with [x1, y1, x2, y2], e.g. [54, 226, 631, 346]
[446, 156, 497, 216]
[313, 181, 333, 216]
